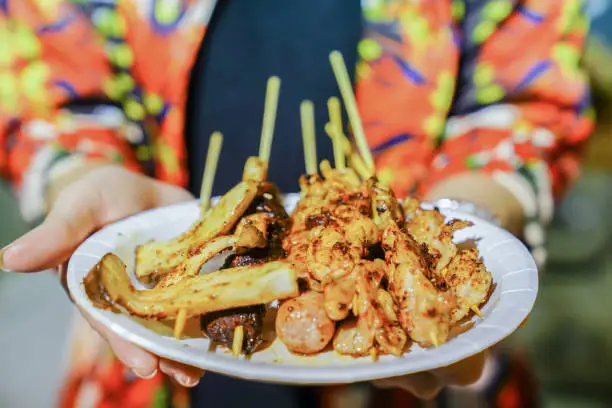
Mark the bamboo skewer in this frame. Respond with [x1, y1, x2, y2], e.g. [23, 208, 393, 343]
[329, 51, 375, 175]
[430, 333, 439, 348]
[300, 100, 318, 175]
[232, 325, 245, 357]
[175, 132, 224, 340]
[259, 76, 281, 164]
[370, 347, 378, 362]
[326, 97, 345, 170]
[233, 76, 282, 356]
[173, 308, 188, 340]
[471, 306, 484, 319]
[199, 132, 223, 213]
[324, 123, 370, 180]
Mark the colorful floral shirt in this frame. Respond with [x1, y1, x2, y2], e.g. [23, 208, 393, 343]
[0, 1, 592, 408]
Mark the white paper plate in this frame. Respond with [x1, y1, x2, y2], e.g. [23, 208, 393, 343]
[67, 194, 538, 385]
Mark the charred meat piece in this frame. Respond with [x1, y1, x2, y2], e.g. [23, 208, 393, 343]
[200, 305, 266, 354]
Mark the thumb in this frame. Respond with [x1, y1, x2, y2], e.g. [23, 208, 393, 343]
[1, 183, 104, 273]
[1, 169, 194, 273]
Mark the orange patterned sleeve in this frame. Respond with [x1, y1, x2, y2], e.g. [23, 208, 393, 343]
[420, 0, 594, 264]
[0, 1, 142, 223]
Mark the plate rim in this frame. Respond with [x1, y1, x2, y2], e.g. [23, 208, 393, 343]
[67, 196, 539, 385]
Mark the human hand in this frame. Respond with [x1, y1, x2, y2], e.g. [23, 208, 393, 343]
[373, 351, 487, 400]
[0, 165, 204, 387]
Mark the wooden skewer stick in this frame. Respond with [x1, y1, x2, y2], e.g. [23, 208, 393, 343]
[199, 131, 223, 213]
[324, 122, 349, 155]
[231, 77, 281, 354]
[174, 308, 187, 340]
[430, 332, 439, 348]
[300, 100, 318, 175]
[259, 76, 281, 165]
[176, 132, 224, 339]
[370, 347, 378, 362]
[329, 50, 375, 174]
[232, 325, 245, 357]
[327, 97, 345, 170]
[348, 152, 370, 181]
[471, 305, 484, 319]
[323, 123, 370, 180]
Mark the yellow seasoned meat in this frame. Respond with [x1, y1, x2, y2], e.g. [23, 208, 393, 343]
[373, 289, 408, 357]
[333, 318, 372, 357]
[323, 271, 355, 320]
[367, 177, 405, 229]
[403, 196, 472, 279]
[383, 226, 456, 347]
[306, 226, 360, 283]
[445, 248, 492, 323]
[352, 260, 406, 356]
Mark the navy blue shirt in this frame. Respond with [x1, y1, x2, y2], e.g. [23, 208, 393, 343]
[186, 0, 361, 197]
[186, 1, 361, 406]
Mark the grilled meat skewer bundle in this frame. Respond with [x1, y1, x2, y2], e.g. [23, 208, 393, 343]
[202, 181, 291, 353]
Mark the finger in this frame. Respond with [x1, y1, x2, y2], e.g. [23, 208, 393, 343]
[107, 331, 160, 379]
[78, 306, 160, 379]
[159, 359, 204, 388]
[432, 351, 487, 387]
[374, 372, 442, 400]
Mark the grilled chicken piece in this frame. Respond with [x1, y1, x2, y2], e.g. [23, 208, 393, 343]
[403, 197, 472, 281]
[373, 289, 407, 356]
[367, 177, 405, 230]
[276, 291, 335, 355]
[383, 226, 456, 347]
[333, 205, 379, 249]
[332, 261, 406, 357]
[283, 230, 310, 278]
[324, 271, 355, 320]
[333, 318, 372, 357]
[306, 226, 361, 283]
[292, 173, 369, 234]
[445, 248, 492, 323]
[353, 260, 407, 356]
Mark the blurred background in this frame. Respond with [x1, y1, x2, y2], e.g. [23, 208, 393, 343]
[2, 1, 612, 407]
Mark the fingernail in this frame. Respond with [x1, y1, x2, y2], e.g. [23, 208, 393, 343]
[174, 373, 200, 387]
[0, 245, 14, 272]
[133, 368, 158, 380]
